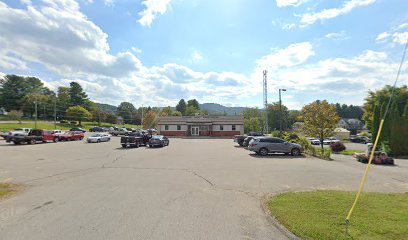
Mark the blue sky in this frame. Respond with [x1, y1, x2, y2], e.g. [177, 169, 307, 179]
[0, 0, 407, 109]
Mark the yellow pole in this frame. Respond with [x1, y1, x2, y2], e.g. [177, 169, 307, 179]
[346, 119, 385, 222]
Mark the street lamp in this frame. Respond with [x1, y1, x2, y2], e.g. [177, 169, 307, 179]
[279, 89, 287, 133]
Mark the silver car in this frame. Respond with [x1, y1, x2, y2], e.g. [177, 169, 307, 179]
[248, 137, 303, 156]
[87, 133, 111, 143]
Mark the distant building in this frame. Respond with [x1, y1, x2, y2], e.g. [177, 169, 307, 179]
[338, 118, 365, 134]
[334, 128, 351, 140]
[117, 116, 124, 125]
[157, 116, 244, 137]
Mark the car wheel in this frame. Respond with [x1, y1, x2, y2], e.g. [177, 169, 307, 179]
[97, 139, 101, 143]
[122, 144, 127, 148]
[53, 137, 59, 143]
[238, 143, 243, 147]
[107, 138, 110, 142]
[29, 139, 36, 145]
[259, 148, 268, 156]
[291, 148, 301, 156]
[13, 141, 20, 145]
[79, 137, 83, 140]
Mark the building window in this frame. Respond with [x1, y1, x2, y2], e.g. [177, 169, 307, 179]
[220, 125, 224, 131]
[177, 125, 181, 130]
[165, 125, 169, 130]
[232, 125, 236, 131]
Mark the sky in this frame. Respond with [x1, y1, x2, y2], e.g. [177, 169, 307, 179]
[0, 0, 407, 110]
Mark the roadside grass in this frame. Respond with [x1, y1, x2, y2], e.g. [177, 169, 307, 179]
[267, 190, 408, 240]
[333, 149, 364, 155]
[0, 182, 20, 199]
[0, 121, 142, 131]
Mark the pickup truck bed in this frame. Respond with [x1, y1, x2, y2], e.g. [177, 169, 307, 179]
[11, 129, 58, 145]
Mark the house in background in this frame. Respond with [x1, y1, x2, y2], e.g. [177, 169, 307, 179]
[157, 116, 244, 137]
[334, 127, 351, 140]
[338, 118, 365, 135]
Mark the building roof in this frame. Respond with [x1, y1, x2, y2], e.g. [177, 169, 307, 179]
[158, 116, 244, 125]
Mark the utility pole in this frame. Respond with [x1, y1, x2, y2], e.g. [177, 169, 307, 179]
[279, 89, 287, 133]
[141, 105, 144, 126]
[54, 98, 57, 129]
[263, 70, 268, 134]
[34, 100, 38, 129]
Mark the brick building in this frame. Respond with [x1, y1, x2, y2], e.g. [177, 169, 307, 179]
[157, 116, 244, 137]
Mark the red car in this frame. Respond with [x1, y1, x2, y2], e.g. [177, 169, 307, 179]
[59, 131, 84, 141]
[10, 129, 59, 144]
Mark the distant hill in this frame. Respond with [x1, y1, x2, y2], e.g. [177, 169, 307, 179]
[199, 103, 245, 115]
[96, 103, 117, 114]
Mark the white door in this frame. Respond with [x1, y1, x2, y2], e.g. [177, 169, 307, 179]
[191, 127, 199, 136]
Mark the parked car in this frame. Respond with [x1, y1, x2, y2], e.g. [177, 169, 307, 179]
[10, 129, 59, 145]
[247, 137, 303, 156]
[307, 137, 321, 145]
[110, 128, 129, 136]
[3, 128, 32, 141]
[89, 127, 106, 132]
[87, 133, 111, 143]
[243, 136, 256, 147]
[234, 132, 264, 147]
[323, 137, 341, 145]
[350, 135, 371, 144]
[59, 131, 84, 141]
[120, 132, 144, 148]
[148, 135, 169, 147]
[49, 129, 64, 135]
[70, 127, 86, 133]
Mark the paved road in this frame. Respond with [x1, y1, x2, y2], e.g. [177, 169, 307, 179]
[0, 136, 407, 240]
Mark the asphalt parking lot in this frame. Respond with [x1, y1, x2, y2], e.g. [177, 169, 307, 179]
[0, 135, 407, 240]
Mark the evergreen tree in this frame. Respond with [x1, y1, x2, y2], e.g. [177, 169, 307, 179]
[176, 99, 187, 115]
[371, 104, 380, 141]
[389, 101, 402, 155]
[379, 102, 390, 142]
[187, 99, 200, 110]
[69, 82, 88, 107]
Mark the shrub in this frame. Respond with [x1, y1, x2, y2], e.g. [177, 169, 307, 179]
[330, 142, 346, 152]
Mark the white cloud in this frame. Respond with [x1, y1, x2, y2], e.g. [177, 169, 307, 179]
[104, 0, 114, 7]
[300, 0, 376, 26]
[131, 47, 142, 54]
[138, 0, 172, 27]
[375, 24, 408, 45]
[325, 31, 349, 40]
[275, 0, 308, 7]
[282, 23, 296, 30]
[375, 32, 390, 42]
[0, 0, 142, 77]
[256, 42, 315, 70]
[191, 51, 203, 62]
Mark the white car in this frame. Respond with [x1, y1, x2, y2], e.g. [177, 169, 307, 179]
[323, 137, 341, 145]
[307, 138, 321, 145]
[87, 133, 111, 143]
[4, 128, 32, 141]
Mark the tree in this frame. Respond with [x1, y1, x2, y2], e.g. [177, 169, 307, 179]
[363, 85, 408, 130]
[371, 103, 380, 141]
[187, 99, 200, 109]
[185, 105, 198, 116]
[161, 106, 173, 116]
[172, 111, 182, 116]
[143, 111, 157, 129]
[267, 102, 289, 131]
[57, 87, 71, 118]
[65, 106, 91, 125]
[8, 110, 23, 123]
[117, 102, 136, 124]
[244, 117, 261, 133]
[288, 110, 301, 129]
[69, 82, 88, 107]
[176, 99, 187, 115]
[91, 110, 107, 126]
[105, 113, 118, 124]
[302, 100, 340, 149]
[0, 75, 54, 113]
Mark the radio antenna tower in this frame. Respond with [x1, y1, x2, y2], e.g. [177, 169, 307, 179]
[263, 70, 268, 134]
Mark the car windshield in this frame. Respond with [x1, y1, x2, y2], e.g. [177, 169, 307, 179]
[91, 134, 101, 137]
[14, 128, 23, 131]
[152, 136, 162, 139]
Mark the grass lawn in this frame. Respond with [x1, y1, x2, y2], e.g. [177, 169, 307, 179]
[0, 121, 142, 131]
[267, 190, 408, 240]
[333, 149, 364, 155]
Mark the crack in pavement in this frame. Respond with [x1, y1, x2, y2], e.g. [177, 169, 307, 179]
[187, 170, 214, 186]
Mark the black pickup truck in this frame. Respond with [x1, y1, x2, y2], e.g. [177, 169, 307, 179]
[120, 132, 151, 148]
[233, 132, 264, 146]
